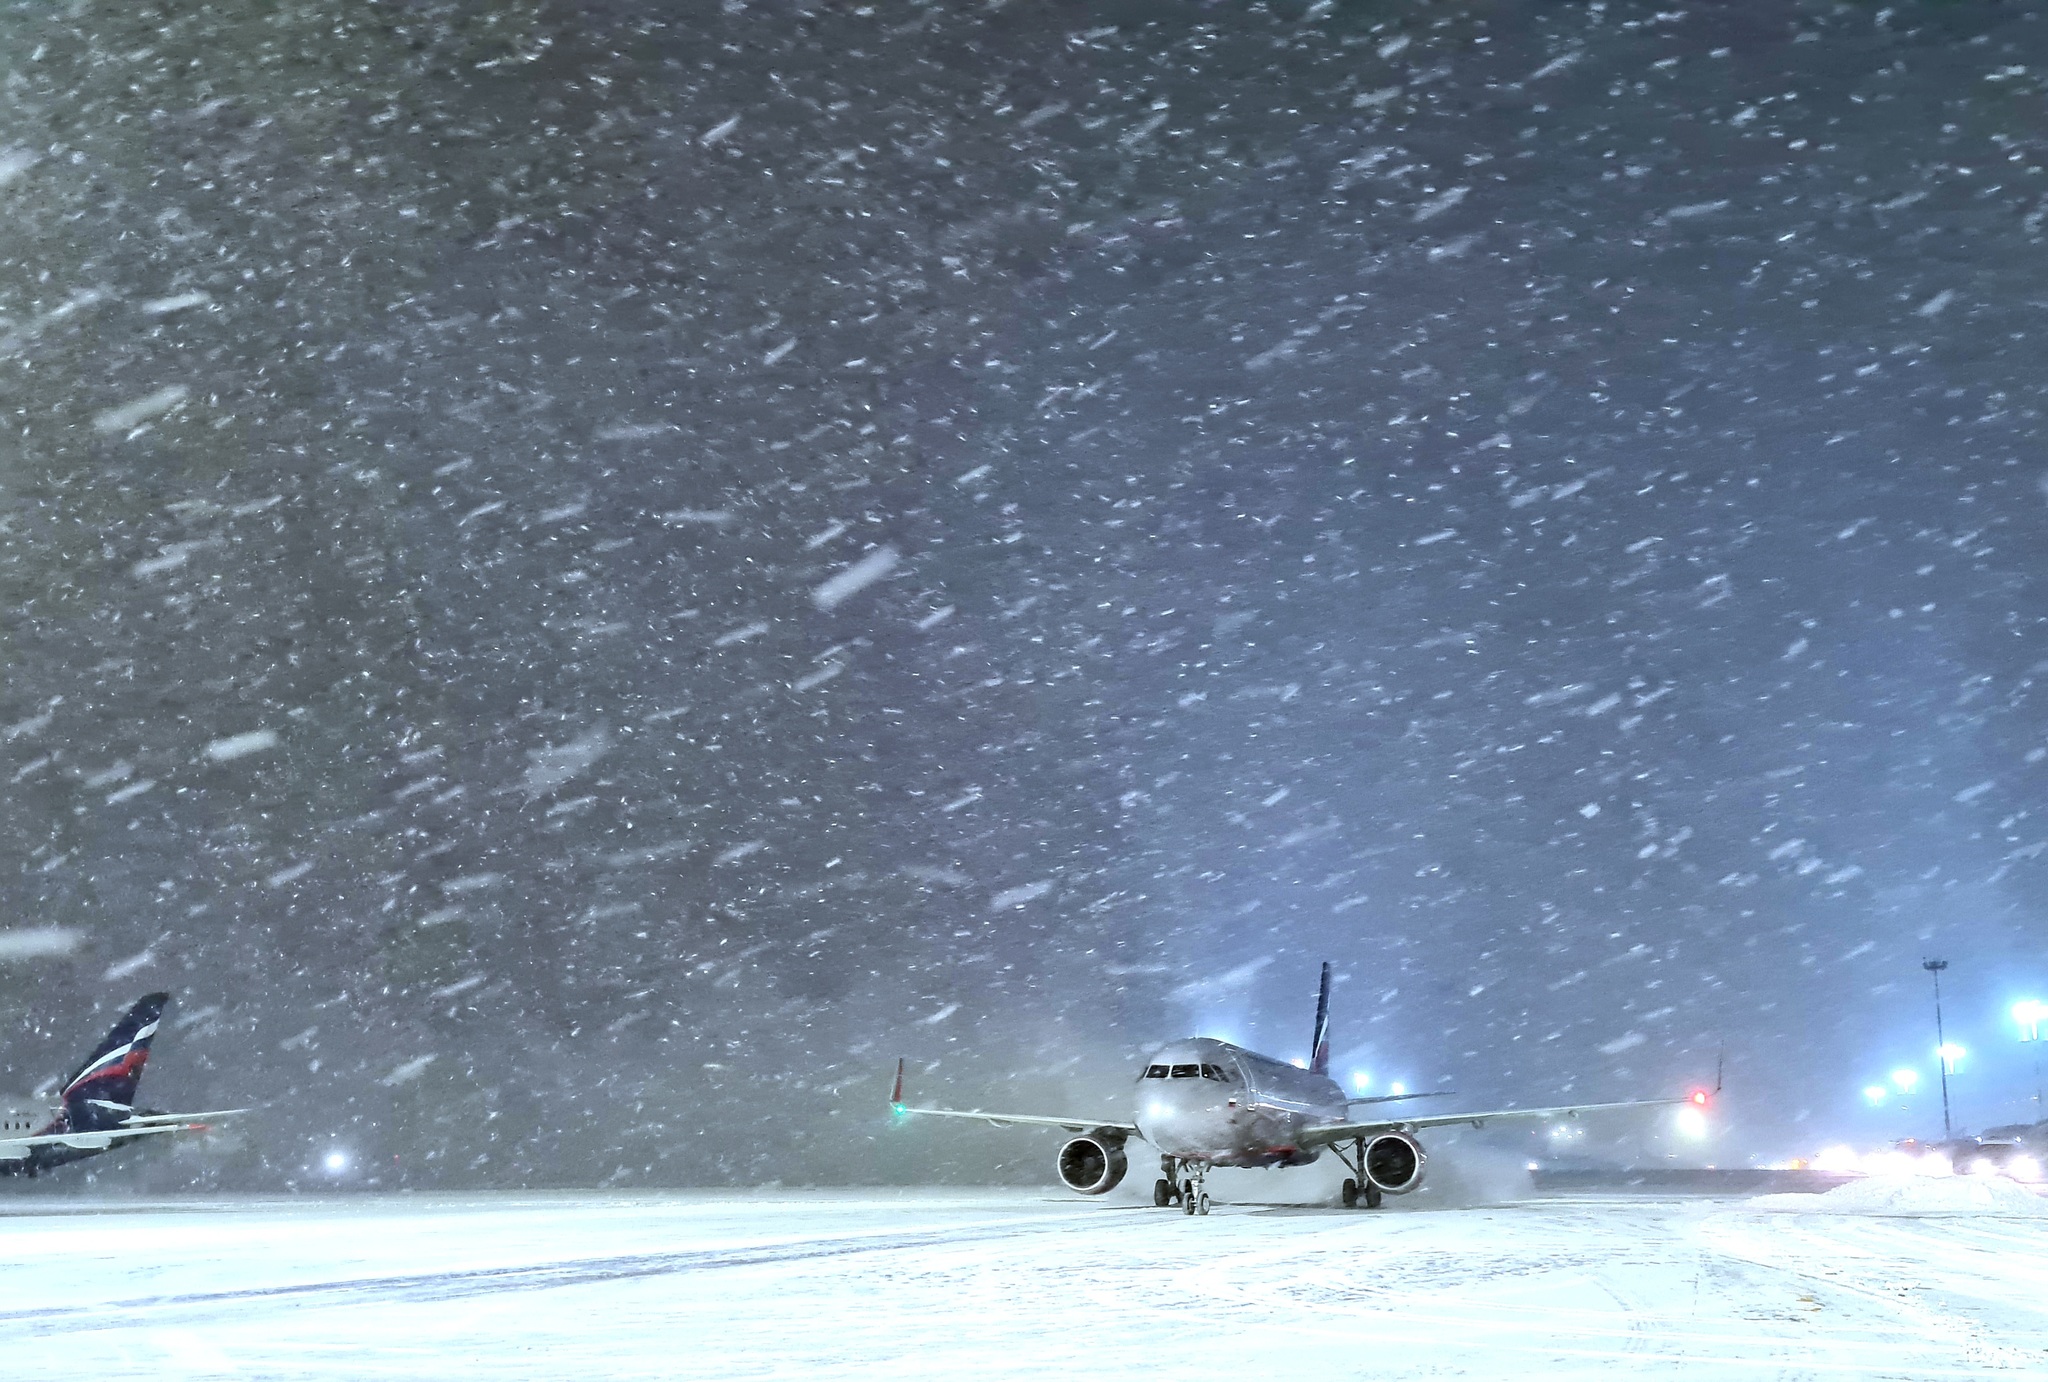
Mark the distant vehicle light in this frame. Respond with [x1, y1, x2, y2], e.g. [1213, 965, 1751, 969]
[2011, 1156, 2042, 1183]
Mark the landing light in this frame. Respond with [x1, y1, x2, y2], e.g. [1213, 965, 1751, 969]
[1674, 1107, 1708, 1140]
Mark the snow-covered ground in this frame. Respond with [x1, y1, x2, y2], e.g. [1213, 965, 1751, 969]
[0, 1186, 2044, 1378]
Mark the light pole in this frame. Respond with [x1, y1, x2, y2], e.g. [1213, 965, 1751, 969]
[1924, 959, 1952, 1139]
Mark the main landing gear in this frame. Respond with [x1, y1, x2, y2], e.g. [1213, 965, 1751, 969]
[1156, 1156, 1211, 1215]
[1337, 1138, 1384, 1210]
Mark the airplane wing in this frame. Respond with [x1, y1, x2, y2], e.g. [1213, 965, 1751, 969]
[1346, 1091, 1457, 1107]
[0, 1109, 248, 1160]
[1300, 1094, 1697, 1147]
[888, 1060, 1138, 1136]
[891, 1105, 1141, 1135]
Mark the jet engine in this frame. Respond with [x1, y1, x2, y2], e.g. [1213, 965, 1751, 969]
[1055, 1133, 1129, 1195]
[1363, 1132, 1425, 1194]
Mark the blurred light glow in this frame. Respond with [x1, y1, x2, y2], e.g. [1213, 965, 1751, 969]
[323, 1150, 349, 1174]
[1289, 1058, 1308, 1070]
[1389, 1082, 1407, 1096]
[2015, 1000, 2048, 1042]
[1937, 1042, 1966, 1074]
[1351, 1071, 1371, 1093]
[1674, 1107, 1708, 1140]
[2012, 1156, 2042, 1183]
[1813, 1145, 1861, 1174]
[1890, 1068, 1920, 1093]
[1862, 1085, 1888, 1105]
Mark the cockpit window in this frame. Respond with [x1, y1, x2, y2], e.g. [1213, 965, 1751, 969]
[1169, 1063, 1200, 1078]
[1142, 1065, 1169, 1079]
[1200, 1063, 1232, 1082]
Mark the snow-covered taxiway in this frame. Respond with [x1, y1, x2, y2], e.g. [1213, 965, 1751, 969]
[0, 1182, 2043, 1378]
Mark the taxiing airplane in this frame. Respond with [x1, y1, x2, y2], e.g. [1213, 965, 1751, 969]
[892, 963, 1710, 1215]
[0, 992, 245, 1177]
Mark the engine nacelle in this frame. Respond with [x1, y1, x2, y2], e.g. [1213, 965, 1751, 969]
[1363, 1132, 1426, 1194]
[1055, 1134, 1129, 1195]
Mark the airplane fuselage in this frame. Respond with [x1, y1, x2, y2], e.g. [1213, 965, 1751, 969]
[0, 1106, 94, 1176]
[1134, 1039, 1348, 1169]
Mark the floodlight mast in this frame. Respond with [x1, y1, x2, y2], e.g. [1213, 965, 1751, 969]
[1923, 958, 1951, 1139]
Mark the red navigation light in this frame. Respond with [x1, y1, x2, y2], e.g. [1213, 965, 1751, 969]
[1689, 1089, 1710, 1107]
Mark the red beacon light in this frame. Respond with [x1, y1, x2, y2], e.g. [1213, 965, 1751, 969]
[1689, 1089, 1711, 1108]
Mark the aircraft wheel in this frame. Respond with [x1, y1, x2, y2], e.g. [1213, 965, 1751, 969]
[1341, 1178, 1359, 1209]
[1196, 1192, 1211, 1217]
[1182, 1186, 1197, 1216]
[1153, 1178, 1173, 1208]
[1364, 1182, 1384, 1210]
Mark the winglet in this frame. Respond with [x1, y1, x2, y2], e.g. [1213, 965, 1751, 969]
[1309, 961, 1333, 1076]
[890, 1057, 906, 1113]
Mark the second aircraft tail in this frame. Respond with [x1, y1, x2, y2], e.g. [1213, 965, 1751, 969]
[59, 992, 169, 1130]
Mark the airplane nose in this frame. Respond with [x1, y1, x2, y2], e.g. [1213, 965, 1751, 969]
[1142, 1085, 1230, 1154]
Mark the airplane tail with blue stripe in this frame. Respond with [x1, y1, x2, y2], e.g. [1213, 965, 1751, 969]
[1309, 962, 1332, 1076]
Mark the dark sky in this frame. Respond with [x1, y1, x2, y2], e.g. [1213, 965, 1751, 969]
[2, 0, 2046, 1188]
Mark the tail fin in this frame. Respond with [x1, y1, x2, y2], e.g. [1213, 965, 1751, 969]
[1309, 962, 1333, 1076]
[61, 993, 169, 1129]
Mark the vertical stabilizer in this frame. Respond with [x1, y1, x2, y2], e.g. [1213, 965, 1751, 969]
[1309, 962, 1333, 1075]
[61, 993, 169, 1129]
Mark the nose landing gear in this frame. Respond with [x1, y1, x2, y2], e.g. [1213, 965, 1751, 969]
[1158, 1156, 1212, 1214]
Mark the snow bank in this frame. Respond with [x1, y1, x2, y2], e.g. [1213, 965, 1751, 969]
[1751, 1175, 2048, 1218]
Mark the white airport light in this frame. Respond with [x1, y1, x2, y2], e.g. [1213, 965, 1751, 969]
[323, 1150, 349, 1175]
[1389, 1082, 1407, 1096]
[1674, 1106, 1708, 1140]
[2015, 1000, 2048, 1043]
[1352, 1071, 1372, 1093]
[1890, 1067, 1920, 1093]
[1862, 1085, 1888, 1105]
[1937, 1042, 1966, 1074]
